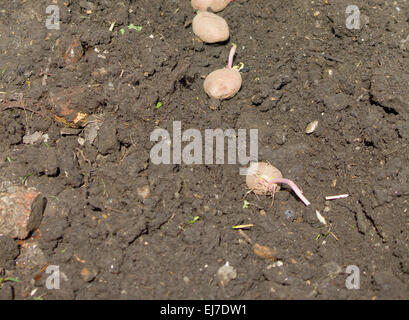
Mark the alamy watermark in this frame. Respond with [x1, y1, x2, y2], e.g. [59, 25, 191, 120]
[345, 265, 360, 289]
[45, 5, 60, 30]
[150, 121, 258, 175]
[45, 265, 60, 289]
[346, 5, 361, 30]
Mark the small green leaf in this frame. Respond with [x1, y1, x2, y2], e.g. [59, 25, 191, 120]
[188, 216, 200, 224]
[101, 178, 107, 196]
[243, 200, 250, 209]
[156, 101, 163, 109]
[128, 24, 142, 31]
[120, 28, 125, 35]
[0, 277, 20, 284]
[19, 173, 33, 185]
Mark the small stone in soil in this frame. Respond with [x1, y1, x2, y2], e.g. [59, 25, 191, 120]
[136, 185, 151, 200]
[16, 241, 47, 271]
[23, 131, 43, 144]
[84, 116, 101, 144]
[305, 120, 318, 134]
[60, 128, 81, 136]
[81, 267, 97, 282]
[253, 243, 277, 260]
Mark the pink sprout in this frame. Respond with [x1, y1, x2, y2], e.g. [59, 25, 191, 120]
[268, 178, 311, 206]
[227, 44, 236, 69]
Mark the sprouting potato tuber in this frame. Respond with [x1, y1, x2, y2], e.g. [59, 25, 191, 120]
[246, 162, 283, 195]
[203, 68, 241, 100]
[191, 0, 232, 12]
[192, 11, 229, 43]
[203, 44, 242, 100]
[245, 162, 311, 206]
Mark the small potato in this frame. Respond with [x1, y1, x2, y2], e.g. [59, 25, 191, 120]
[246, 162, 283, 195]
[192, 11, 229, 43]
[191, 0, 232, 12]
[203, 68, 242, 100]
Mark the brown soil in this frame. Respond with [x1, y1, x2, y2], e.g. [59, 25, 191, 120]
[0, 0, 409, 299]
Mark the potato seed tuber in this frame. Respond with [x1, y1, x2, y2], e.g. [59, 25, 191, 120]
[246, 162, 283, 195]
[191, 0, 232, 12]
[245, 162, 311, 206]
[203, 44, 242, 100]
[192, 11, 229, 43]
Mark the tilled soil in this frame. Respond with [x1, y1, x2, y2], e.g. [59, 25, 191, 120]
[0, 0, 409, 299]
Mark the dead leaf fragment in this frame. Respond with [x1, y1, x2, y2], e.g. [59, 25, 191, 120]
[253, 243, 277, 261]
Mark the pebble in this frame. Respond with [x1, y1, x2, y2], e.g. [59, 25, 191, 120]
[136, 185, 151, 200]
[23, 131, 44, 144]
[96, 116, 118, 155]
[64, 39, 83, 65]
[60, 128, 81, 136]
[305, 120, 318, 134]
[267, 260, 283, 269]
[0, 186, 45, 239]
[253, 243, 277, 260]
[81, 267, 97, 282]
[16, 241, 47, 271]
[83, 116, 101, 144]
[77, 137, 85, 146]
